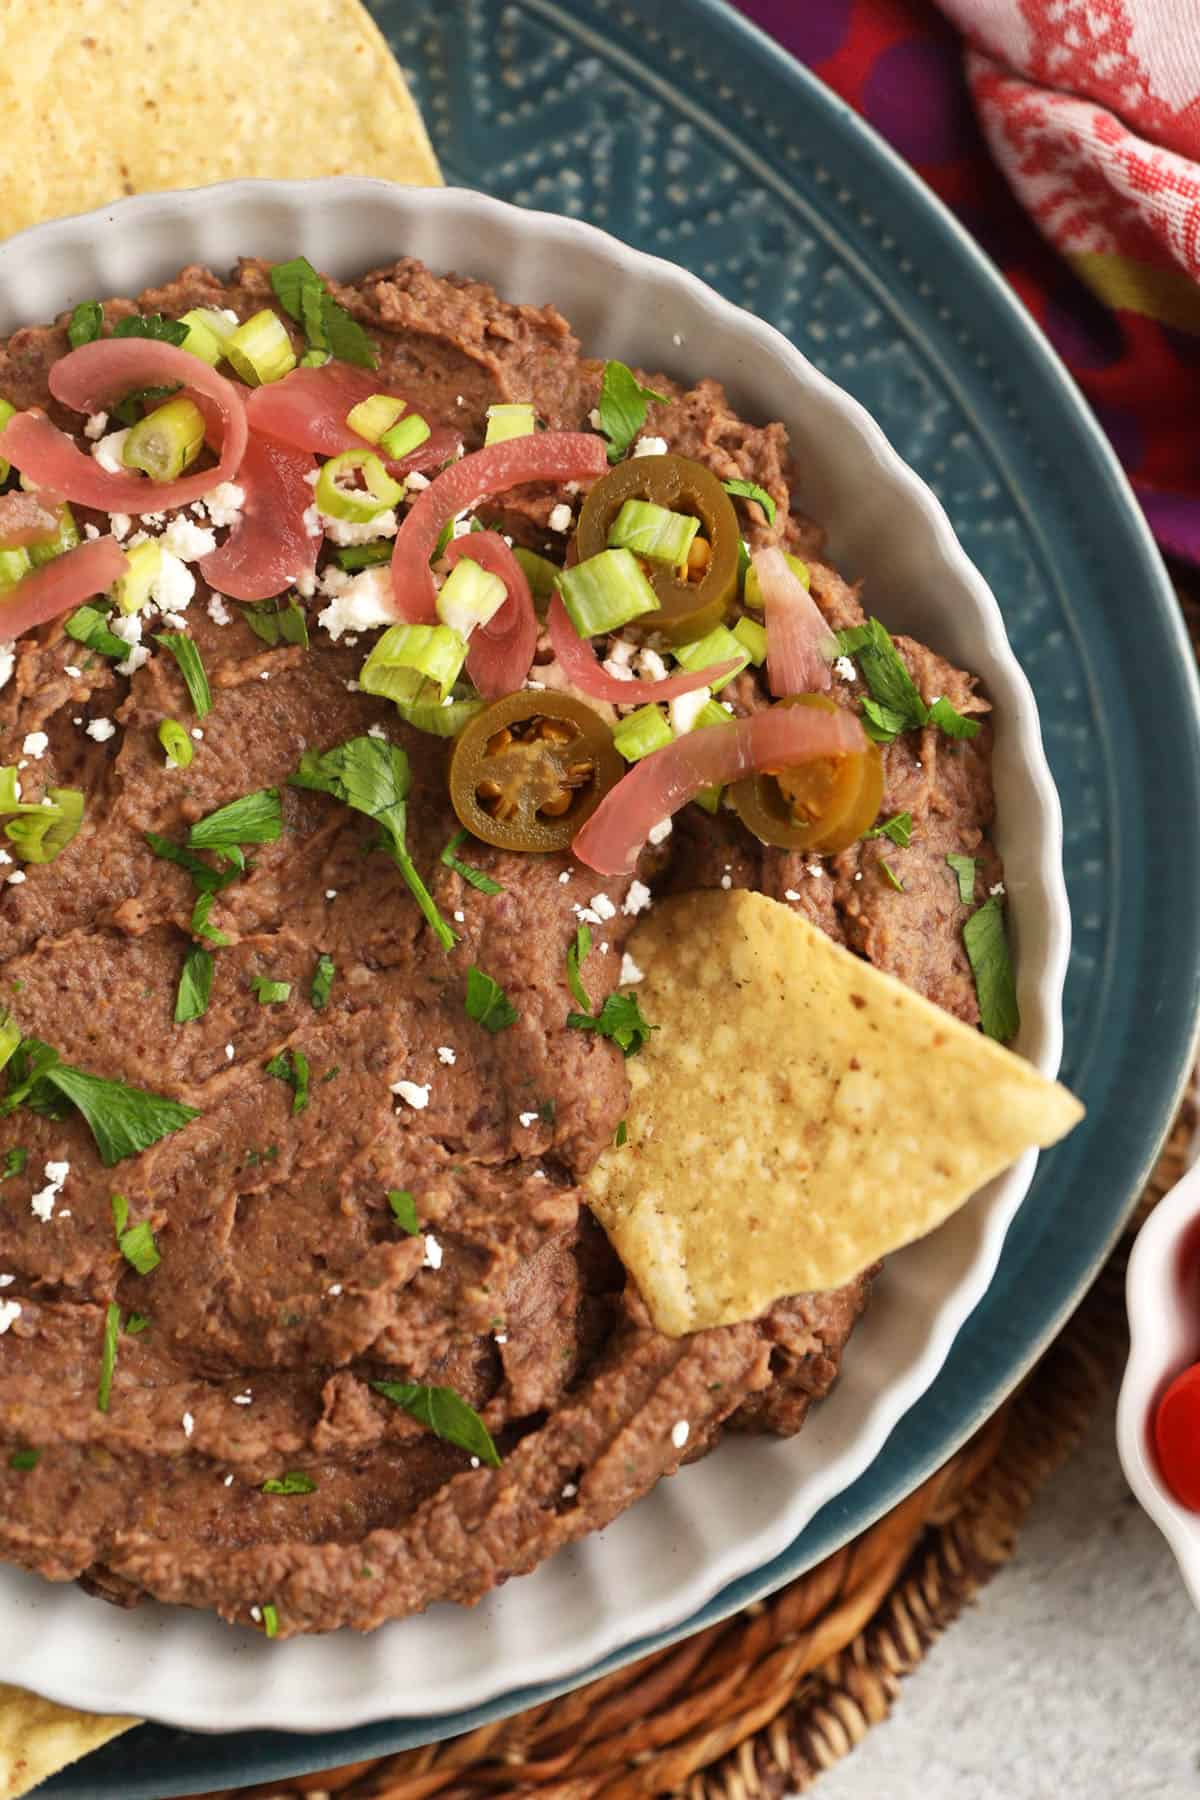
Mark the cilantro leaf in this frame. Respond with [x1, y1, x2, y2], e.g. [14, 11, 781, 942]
[566, 923, 592, 1012]
[614, 1119, 628, 1148]
[153, 633, 212, 716]
[946, 853, 977, 906]
[440, 828, 503, 896]
[67, 300, 104, 348]
[1, 1146, 27, 1181]
[264, 1048, 310, 1115]
[722, 478, 777, 527]
[269, 256, 378, 371]
[371, 1380, 501, 1467]
[261, 1471, 316, 1496]
[927, 695, 981, 740]
[146, 832, 242, 896]
[251, 976, 292, 1005]
[963, 896, 1019, 1042]
[864, 811, 913, 848]
[125, 1314, 150, 1335]
[2, 1049, 199, 1166]
[175, 946, 213, 1023]
[112, 314, 188, 346]
[110, 1192, 128, 1237]
[97, 1302, 120, 1412]
[8, 1448, 39, 1471]
[290, 738, 455, 950]
[879, 859, 905, 892]
[465, 966, 518, 1034]
[190, 891, 229, 945]
[310, 954, 335, 1011]
[188, 788, 282, 851]
[387, 1188, 419, 1234]
[112, 381, 182, 428]
[836, 620, 926, 743]
[118, 1219, 160, 1276]
[244, 596, 309, 650]
[567, 991, 656, 1057]
[64, 604, 129, 660]
[597, 360, 669, 462]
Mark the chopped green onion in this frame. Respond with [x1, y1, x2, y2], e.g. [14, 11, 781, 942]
[175, 946, 214, 1023]
[690, 697, 735, 814]
[743, 551, 809, 610]
[97, 1302, 120, 1413]
[310, 953, 335, 1010]
[158, 719, 193, 768]
[864, 811, 913, 848]
[614, 1119, 628, 1148]
[0, 1012, 20, 1074]
[252, 975, 292, 1005]
[261, 1604, 280, 1639]
[732, 616, 768, 666]
[388, 1188, 419, 1234]
[465, 965, 519, 1033]
[360, 622, 467, 704]
[946, 852, 976, 904]
[224, 309, 297, 386]
[557, 547, 660, 637]
[484, 403, 536, 446]
[736, 537, 751, 587]
[607, 498, 699, 566]
[963, 896, 1019, 1042]
[391, 686, 485, 737]
[4, 788, 84, 865]
[155, 632, 212, 718]
[67, 301, 104, 348]
[315, 448, 404, 523]
[613, 703, 672, 764]
[334, 541, 393, 572]
[64, 604, 128, 659]
[674, 624, 750, 692]
[436, 556, 507, 638]
[111, 539, 162, 615]
[378, 413, 431, 460]
[346, 394, 406, 443]
[178, 307, 235, 366]
[28, 504, 80, 569]
[121, 396, 206, 482]
[722, 478, 777, 527]
[262, 1471, 316, 1496]
[0, 767, 39, 813]
[0, 398, 14, 483]
[0, 547, 31, 593]
[440, 828, 503, 894]
[512, 546, 561, 614]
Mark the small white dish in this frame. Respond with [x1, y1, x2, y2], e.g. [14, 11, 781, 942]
[0, 178, 1069, 1733]
[1118, 1155, 1200, 1610]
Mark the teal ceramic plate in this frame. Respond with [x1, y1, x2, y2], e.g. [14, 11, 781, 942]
[47, 0, 1200, 1789]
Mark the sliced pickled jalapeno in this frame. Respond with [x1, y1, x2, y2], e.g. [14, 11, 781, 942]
[448, 691, 624, 852]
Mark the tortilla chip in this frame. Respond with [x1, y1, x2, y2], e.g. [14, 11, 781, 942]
[584, 890, 1083, 1336]
[0, 0, 440, 240]
[0, 1684, 136, 1799]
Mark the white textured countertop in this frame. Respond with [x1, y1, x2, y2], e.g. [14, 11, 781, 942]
[809, 1376, 1200, 1800]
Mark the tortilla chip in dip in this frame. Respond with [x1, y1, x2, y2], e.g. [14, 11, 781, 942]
[0, 0, 440, 241]
[584, 889, 1083, 1336]
[0, 1683, 136, 1800]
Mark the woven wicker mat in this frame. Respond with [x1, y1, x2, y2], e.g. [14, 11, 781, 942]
[182, 1091, 1194, 1800]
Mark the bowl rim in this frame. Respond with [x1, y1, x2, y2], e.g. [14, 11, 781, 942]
[0, 175, 1071, 1733]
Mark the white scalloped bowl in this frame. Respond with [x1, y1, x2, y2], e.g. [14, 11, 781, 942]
[0, 179, 1069, 1733]
[1118, 1160, 1200, 1611]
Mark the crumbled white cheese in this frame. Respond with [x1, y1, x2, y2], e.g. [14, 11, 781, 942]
[990, 881, 1006, 897]
[327, 1283, 343, 1297]
[720, 874, 732, 890]
[91, 428, 130, 473]
[118, 644, 151, 677]
[191, 728, 203, 741]
[633, 435, 669, 458]
[0, 643, 13, 692]
[150, 548, 195, 613]
[63, 664, 81, 679]
[207, 593, 231, 626]
[293, 569, 316, 599]
[318, 564, 352, 600]
[30, 1160, 69, 1223]
[110, 612, 142, 646]
[21, 731, 48, 759]
[623, 880, 653, 917]
[83, 411, 109, 440]
[405, 469, 431, 492]
[436, 1046, 457, 1066]
[0, 1300, 21, 1334]
[606, 638, 636, 669]
[518, 1110, 539, 1128]
[834, 655, 856, 683]
[423, 1233, 443, 1270]
[806, 862, 823, 878]
[232, 1392, 252, 1406]
[672, 332, 684, 347]
[0, 850, 10, 865]
[524, 678, 546, 691]
[224, 1473, 234, 1487]
[182, 1412, 195, 1438]
[317, 567, 394, 641]
[161, 517, 217, 563]
[671, 1419, 690, 1449]
[619, 953, 644, 985]
[451, 512, 474, 540]
[83, 523, 100, 540]
[200, 482, 245, 528]
[588, 408, 603, 430]
[574, 903, 602, 926]
[547, 502, 573, 533]
[85, 718, 116, 743]
[108, 511, 132, 541]
[561, 1481, 578, 1498]
[558, 870, 572, 885]
[601, 657, 635, 683]
[224, 1044, 235, 1061]
[249, 1605, 262, 1622]
[0, 1274, 13, 1287]
[391, 1080, 431, 1110]
[589, 892, 617, 922]
[647, 818, 672, 847]
[325, 889, 338, 901]
[494, 1331, 508, 1345]
[784, 888, 801, 901]
[453, 909, 465, 923]
[6, 869, 26, 885]
[161, 611, 190, 632]
[319, 507, 398, 548]
[637, 646, 669, 683]
[669, 688, 709, 736]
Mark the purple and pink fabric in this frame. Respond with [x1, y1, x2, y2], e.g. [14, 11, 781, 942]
[736, 0, 1200, 566]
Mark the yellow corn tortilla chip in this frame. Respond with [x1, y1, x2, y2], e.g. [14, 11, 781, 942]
[584, 890, 1083, 1336]
[0, 0, 440, 240]
[0, 1684, 136, 1800]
